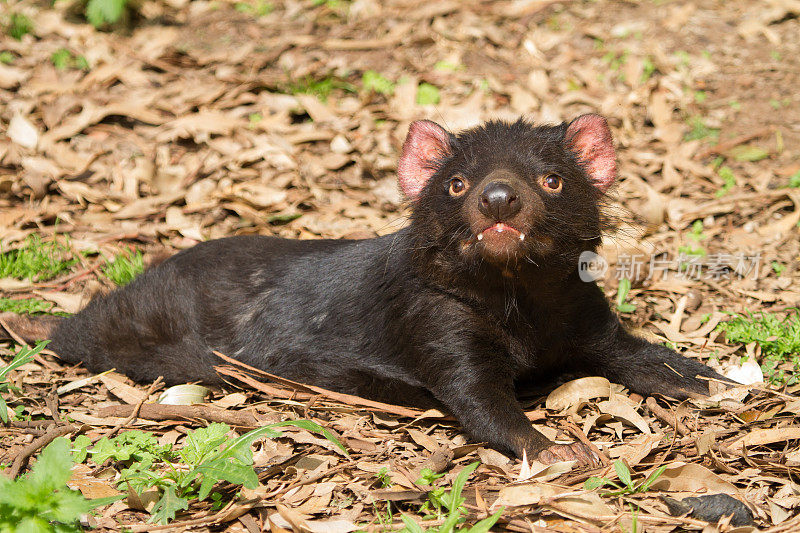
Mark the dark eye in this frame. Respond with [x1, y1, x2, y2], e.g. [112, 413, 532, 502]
[541, 174, 562, 193]
[449, 177, 467, 197]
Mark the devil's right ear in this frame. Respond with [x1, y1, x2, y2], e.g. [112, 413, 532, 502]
[397, 120, 453, 201]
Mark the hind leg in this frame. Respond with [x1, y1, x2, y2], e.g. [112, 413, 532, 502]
[44, 263, 225, 385]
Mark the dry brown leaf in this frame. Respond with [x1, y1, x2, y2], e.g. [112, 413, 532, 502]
[647, 462, 740, 495]
[727, 427, 800, 452]
[546, 377, 612, 411]
[597, 398, 652, 435]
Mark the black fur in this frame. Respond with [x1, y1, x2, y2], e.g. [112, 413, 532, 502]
[41, 117, 727, 463]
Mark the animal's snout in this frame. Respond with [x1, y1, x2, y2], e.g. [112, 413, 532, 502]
[478, 181, 522, 221]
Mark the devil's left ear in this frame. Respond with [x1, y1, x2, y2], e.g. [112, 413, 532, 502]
[564, 114, 617, 194]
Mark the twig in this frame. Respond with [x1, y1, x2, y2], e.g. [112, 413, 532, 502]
[564, 420, 611, 466]
[364, 519, 445, 532]
[265, 462, 353, 499]
[214, 352, 426, 418]
[694, 127, 773, 159]
[98, 377, 163, 440]
[124, 499, 257, 532]
[645, 397, 689, 436]
[45, 392, 62, 424]
[5, 423, 77, 478]
[6, 419, 57, 429]
[96, 403, 259, 427]
[543, 500, 711, 527]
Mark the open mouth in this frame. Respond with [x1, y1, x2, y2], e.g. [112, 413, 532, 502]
[477, 222, 525, 242]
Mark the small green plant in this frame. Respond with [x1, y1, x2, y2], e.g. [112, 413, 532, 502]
[641, 56, 656, 82]
[772, 261, 786, 275]
[788, 170, 800, 188]
[674, 50, 690, 67]
[74, 420, 345, 524]
[312, 0, 347, 8]
[678, 220, 708, 256]
[694, 90, 707, 103]
[85, 0, 129, 28]
[248, 112, 263, 128]
[0, 437, 122, 532]
[284, 75, 356, 101]
[0, 297, 53, 315]
[717, 311, 800, 386]
[103, 248, 144, 286]
[51, 48, 90, 70]
[362, 70, 395, 96]
[729, 100, 742, 111]
[374, 467, 393, 488]
[417, 467, 445, 486]
[416, 83, 440, 105]
[615, 278, 636, 313]
[0, 235, 77, 281]
[434, 61, 462, 72]
[715, 166, 736, 197]
[0, 51, 15, 64]
[234, 0, 273, 16]
[0, 342, 48, 423]
[6, 12, 33, 40]
[402, 462, 501, 533]
[585, 460, 666, 497]
[729, 145, 769, 162]
[51, 49, 72, 70]
[684, 116, 719, 142]
[601, 50, 629, 73]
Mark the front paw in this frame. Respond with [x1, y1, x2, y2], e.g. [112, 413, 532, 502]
[536, 442, 601, 467]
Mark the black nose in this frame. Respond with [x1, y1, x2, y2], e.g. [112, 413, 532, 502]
[478, 181, 522, 221]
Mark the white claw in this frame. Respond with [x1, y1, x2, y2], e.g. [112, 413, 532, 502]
[517, 448, 533, 482]
[477, 233, 483, 241]
[519, 233, 525, 241]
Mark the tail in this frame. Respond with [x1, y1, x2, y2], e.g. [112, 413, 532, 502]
[0, 313, 64, 345]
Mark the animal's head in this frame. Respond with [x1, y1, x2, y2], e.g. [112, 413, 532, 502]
[397, 115, 616, 275]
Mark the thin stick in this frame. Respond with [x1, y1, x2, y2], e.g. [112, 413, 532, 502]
[645, 397, 689, 436]
[97, 403, 259, 427]
[98, 376, 163, 440]
[564, 420, 611, 466]
[5, 423, 76, 478]
[214, 352, 425, 418]
[695, 127, 772, 159]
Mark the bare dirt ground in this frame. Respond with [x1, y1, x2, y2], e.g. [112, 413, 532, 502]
[2, 0, 800, 531]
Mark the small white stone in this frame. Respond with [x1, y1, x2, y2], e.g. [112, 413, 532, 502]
[724, 358, 764, 385]
[519, 233, 525, 241]
[8, 114, 38, 150]
[330, 134, 352, 154]
[477, 233, 484, 241]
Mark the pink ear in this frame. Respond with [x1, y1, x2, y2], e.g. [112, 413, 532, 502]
[565, 114, 617, 194]
[397, 120, 452, 200]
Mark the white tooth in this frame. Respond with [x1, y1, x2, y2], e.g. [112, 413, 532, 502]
[519, 233, 525, 241]
[477, 233, 483, 241]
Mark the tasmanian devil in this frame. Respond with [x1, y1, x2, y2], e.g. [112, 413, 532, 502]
[2, 114, 728, 465]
